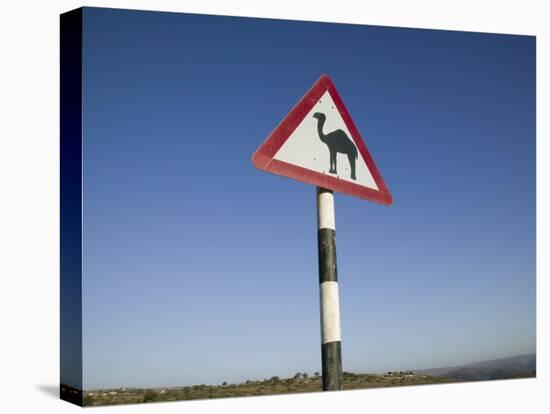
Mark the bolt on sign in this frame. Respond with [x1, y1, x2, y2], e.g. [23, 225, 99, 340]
[252, 75, 392, 205]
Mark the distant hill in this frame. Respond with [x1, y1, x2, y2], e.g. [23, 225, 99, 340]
[414, 354, 536, 381]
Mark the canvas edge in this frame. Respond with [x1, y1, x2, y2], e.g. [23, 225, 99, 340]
[60, 7, 84, 407]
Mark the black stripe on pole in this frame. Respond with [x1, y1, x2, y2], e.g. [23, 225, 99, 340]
[321, 341, 343, 391]
[318, 228, 338, 284]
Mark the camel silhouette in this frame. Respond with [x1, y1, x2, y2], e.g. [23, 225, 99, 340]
[313, 112, 358, 180]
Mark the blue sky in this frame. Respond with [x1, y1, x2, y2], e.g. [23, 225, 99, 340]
[80, 7, 535, 389]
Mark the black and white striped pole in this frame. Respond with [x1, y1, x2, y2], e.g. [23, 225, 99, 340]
[316, 186, 343, 391]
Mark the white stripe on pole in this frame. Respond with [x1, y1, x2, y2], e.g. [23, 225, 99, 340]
[317, 189, 335, 230]
[320, 281, 342, 344]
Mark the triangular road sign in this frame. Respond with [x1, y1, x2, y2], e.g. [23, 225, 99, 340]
[252, 75, 392, 205]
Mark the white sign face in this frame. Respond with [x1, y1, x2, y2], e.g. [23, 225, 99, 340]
[273, 91, 379, 190]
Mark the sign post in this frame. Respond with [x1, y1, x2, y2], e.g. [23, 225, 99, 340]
[252, 75, 392, 391]
[317, 187, 342, 390]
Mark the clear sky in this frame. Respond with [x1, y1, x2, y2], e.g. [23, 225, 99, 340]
[80, 7, 535, 390]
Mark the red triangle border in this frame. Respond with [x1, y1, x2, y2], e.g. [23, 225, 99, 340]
[252, 75, 392, 206]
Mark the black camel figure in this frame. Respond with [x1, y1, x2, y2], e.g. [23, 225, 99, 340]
[313, 112, 358, 180]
